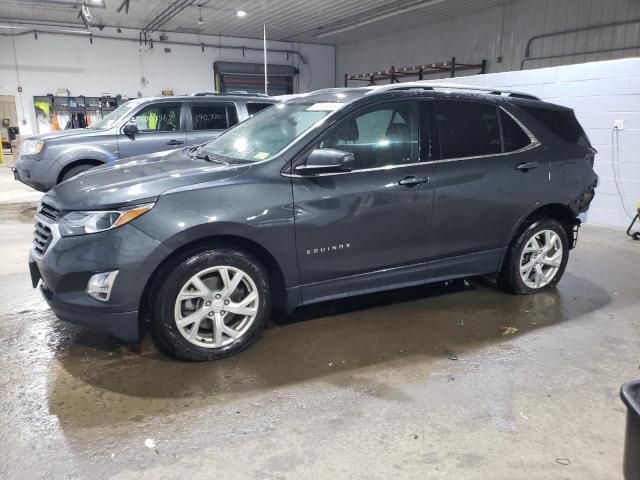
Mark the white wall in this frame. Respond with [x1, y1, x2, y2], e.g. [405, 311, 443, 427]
[336, 0, 640, 85]
[425, 58, 640, 229]
[0, 28, 335, 136]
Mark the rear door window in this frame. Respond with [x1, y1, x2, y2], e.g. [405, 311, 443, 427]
[500, 110, 531, 152]
[190, 103, 238, 130]
[246, 103, 274, 116]
[431, 100, 501, 159]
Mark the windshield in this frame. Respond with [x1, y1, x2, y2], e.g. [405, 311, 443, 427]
[199, 102, 339, 162]
[91, 100, 143, 130]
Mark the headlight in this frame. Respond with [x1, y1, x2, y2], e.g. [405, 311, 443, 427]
[58, 203, 154, 236]
[22, 139, 44, 155]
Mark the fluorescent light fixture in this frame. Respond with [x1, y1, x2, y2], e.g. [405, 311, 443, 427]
[237, 9, 247, 17]
[87, 0, 106, 7]
[316, 0, 446, 38]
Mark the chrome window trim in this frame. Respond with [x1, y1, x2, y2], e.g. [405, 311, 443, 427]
[283, 106, 540, 178]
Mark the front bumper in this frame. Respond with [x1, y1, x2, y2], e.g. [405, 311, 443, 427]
[14, 154, 51, 191]
[29, 221, 172, 342]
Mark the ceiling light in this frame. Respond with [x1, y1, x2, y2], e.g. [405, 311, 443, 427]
[87, 0, 106, 7]
[316, 0, 446, 38]
[237, 10, 247, 18]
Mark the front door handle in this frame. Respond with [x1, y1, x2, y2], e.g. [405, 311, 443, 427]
[166, 139, 184, 146]
[399, 176, 429, 187]
[516, 162, 539, 171]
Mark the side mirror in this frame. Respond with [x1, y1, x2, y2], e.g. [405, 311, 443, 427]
[294, 148, 355, 175]
[123, 122, 138, 137]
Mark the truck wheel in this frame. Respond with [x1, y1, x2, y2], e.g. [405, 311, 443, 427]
[151, 248, 271, 361]
[498, 218, 569, 294]
[61, 164, 96, 182]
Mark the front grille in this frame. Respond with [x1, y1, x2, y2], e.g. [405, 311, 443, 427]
[33, 220, 53, 257]
[38, 202, 60, 222]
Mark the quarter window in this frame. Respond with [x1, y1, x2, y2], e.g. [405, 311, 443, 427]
[432, 100, 501, 159]
[500, 110, 531, 152]
[190, 104, 238, 130]
[133, 103, 181, 132]
[318, 101, 419, 170]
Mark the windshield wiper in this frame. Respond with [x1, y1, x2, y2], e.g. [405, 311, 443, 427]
[188, 147, 228, 165]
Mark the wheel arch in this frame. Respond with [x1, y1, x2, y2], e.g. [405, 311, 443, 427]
[500, 203, 579, 269]
[139, 234, 288, 331]
[57, 159, 104, 183]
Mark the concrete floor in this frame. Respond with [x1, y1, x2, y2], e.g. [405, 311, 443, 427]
[0, 196, 639, 479]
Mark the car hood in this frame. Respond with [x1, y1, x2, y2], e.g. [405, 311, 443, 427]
[27, 128, 101, 142]
[45, 149, 250, 211]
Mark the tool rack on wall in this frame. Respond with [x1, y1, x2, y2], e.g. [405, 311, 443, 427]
[344, 57, 487, 87]
[33, 95, 126, 133]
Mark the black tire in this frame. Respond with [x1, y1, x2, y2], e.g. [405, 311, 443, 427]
[61, 163, 96, 182]
[151, 248, 271, 361]
[498, 218, 569, 294]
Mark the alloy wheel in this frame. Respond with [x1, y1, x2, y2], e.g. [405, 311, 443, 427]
[174, 265, 259, 349]
[519, 229, 564, 289]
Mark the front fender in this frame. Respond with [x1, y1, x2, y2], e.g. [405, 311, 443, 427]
[51, 144, 119, 173]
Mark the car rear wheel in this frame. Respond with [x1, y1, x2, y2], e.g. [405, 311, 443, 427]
[498, 218, 569, 294]
[151, 248, 270, 361]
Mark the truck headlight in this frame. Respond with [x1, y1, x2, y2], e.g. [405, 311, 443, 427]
[22, 139, 44, 155]
[58, 203, 154, 236]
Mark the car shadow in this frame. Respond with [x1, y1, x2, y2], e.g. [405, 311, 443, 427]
[47, 272, 612, 429]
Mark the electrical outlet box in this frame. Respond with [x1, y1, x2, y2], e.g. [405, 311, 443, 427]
[614, 119, 625, 130]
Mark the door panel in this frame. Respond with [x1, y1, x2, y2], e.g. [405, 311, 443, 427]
[291, 100, 435, 300]
[117, 102, 186, 158]
[427, 101, 548, 272]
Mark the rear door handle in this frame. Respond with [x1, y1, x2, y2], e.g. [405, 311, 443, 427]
[166, 139, 184, 146]
[516, 162, 539, 171]
[399, 176, 429, 187]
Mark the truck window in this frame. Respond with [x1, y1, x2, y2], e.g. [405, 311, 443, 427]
[190, 104, 238, 130]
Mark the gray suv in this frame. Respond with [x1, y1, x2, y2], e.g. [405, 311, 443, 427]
[14, 93, 275, 191]
[28, 84, 598, 361]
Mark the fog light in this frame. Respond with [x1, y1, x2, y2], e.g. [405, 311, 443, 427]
[86, 271, 119, 302]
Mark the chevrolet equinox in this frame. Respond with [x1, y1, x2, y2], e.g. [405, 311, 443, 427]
[29, 84, 598, 361]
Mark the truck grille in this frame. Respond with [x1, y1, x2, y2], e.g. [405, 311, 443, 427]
[33, 221, 53, 257]
[32, 201, 61, 257]
[38, 202, 60, 222]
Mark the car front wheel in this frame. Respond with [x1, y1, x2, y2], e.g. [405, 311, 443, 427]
[499, 218, 569, 294]
[151, 248, 270, 361]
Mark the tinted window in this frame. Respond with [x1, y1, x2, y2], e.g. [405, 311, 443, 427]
[519, 105, 588, 145]
[319, 101, 419, 170]
[191, 104, 238, 130]
[500, 110, 531, 152]
[432, 101, 501, 159]
[246, 103, 273, 116]
[133, 103, 181, 132]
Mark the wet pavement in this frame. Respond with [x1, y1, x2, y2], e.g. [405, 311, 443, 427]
[0, 200, 639, 479]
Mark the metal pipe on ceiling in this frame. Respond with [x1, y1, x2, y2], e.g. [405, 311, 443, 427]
[524, 18, 640, 59]
[0, 27, 308, 64]
[520, 45, 640, 70]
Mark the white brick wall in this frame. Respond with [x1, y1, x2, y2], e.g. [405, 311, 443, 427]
[427, 58, 640, 229]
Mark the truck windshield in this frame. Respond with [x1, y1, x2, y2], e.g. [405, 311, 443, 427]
[199, 102, 339, 162]
[91, 100, 144, 130]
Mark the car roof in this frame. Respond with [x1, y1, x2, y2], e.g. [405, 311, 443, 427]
[128, 94, 278, 104]
[282, 83, 570, 112]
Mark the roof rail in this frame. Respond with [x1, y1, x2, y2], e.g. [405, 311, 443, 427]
[366, 82, 541, 101]
[191, 91, 270, 98]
